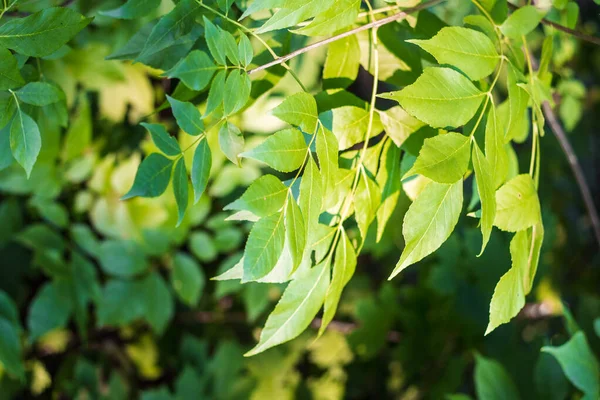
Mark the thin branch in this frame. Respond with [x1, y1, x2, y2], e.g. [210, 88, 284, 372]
[247, 0, 444, 75]
[507, 3, 600, 46]
[542, 101, 600, 247]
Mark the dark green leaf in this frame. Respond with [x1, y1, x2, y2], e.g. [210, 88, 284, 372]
[141, 123, 181, 156]
[173, 157, 189, 226]
[122, 153, 174, 199]
[97, 240, 148, 278]
[0, 48, 24, 90]
[166, 95, 204, 136]
[191, 138, 211, 204]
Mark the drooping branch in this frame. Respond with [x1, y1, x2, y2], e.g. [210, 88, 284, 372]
[247, 0, 445, 75]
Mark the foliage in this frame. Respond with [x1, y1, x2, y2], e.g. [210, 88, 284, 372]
[0, 0, 599, 398]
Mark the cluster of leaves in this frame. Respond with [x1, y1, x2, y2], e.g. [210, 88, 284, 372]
[0, 0, 599, 397]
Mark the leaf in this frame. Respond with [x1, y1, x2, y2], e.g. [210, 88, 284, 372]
[378, 106, 424, 147]
[472, 140, 496, 255]
[16, 82, 62, 106]
[240, 128, 307, 172]
[0, 318, 24, 380]
[166, 95, 204, 136]
[225, 175, 288, 217]
[99, 0, 161, 19]
[166, 50, 218, 91]
[404, 132, 471, 184]
[499, 5, 545, 39]
[299, 156, 323, 246]
[408, 27, 500, 80]
[218, 121, 244, 166]
[138, 0, 201, 62]
[504, 67, 529, 142]
[380, 67, 486, 128]
[485, 230, 529, 334]
[390, 180, 463, 279]
[63, 94, 92, 161]
[141, 123, 181, 156]
[10, 108, 41, 178]
[316, 125, 339, 197]
[285, 198, 306, 273]
[97, 240, 148, 278]
[0, 48, 24, 90]
[171, 252, 205, 307]
[221, 30, 240, 66]
[243, 212, 286, 282]
[320, 229, 356, 335]
[293, 0, 360, 37]
[542, 332, 600, 399]
[331, 106, 382, 150]
[355, 169, 381, 240]
[205, 70, 226, 116]
[376, 141, 402, 242]
[138, 272, 174, 334]
[245, 261, 330, 356]
[256, 0, 335, 34]
[272, 92, 319, 134]
[122, 153, 174, 199]
[0, 7, 92, 57]
[474, 354, 521, 400]
[223, 70, 251, 115]
[191, 139, 211, 204]
[322, 34, 360, 89]
[0, 91, 16, 130]
[485, 105, 508, 188]
[27, 281, 73, 341]
[173, 157, 189, 226]
[238, 33, 254, 67]
[203, 16, 227, 65]
[494, 174, 541, 232]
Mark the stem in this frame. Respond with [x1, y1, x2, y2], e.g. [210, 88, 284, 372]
[247, 0, 444, 75]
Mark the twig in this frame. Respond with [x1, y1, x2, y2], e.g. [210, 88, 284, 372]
[542, 101, 600, 247]
[507, 3, 600, 46]
[247, 0, 444, 75]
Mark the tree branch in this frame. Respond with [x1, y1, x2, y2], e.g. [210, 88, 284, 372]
[542, 101, 600, 247]
[247, 0, 444, 75]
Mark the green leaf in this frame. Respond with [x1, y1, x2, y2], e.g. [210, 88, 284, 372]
[380, 67, 486, 128]
[0, 48, 24, 90]
[97, 240, 148, 278]
[256, 0, 335, 34]
[472, 140, 496, 255]
[138, 272, 174, 334]
[0, 318, 24, 380]
[225, 174, 288, 217]
[166, 95, 204, 136]
[218, 121, 244, 166]
[245, 261, 330, 356]
[171, 252, 205, 307]
[408, 27, 500, 81]
[299, 156, 323, 246]
[499, 5, 545, 39]
[138, 0, 201, 62]
[376, 141, 402, 242]
[272, 92, 319, 133]
[205, 70, 226, 116]
[0, 91, 16, 130]
[221, 30, 240, 66]
[322, 34, 360, 89]
[293, 0, 360, 37]
[191, 139, 211, 204]
[223, 70, 251, 115]
[63, 94, 92, 161]
[485, 105, 508, 188]
[141, 123, 181, 156]
[243, 212, 286, 282]
[543, 332, 600, 399]
[504, 67, 530, 142]
[320, 229, 356, 335]
[378, 106, 424, 148]
[331, 106, 382, 150]
[0, 7, 92, 57]
[173, 157, 189, 226]
[16, 82, 62, 106]
[240, 128, 307, 172]
[404, 132, 471, 184]
[390, 180, 463, 279]
[485, 230, 529, 334]
[493, 174, 541, 232]
[355, 169, 381, 240]
[99, 0, 161, 19]
[316, 125, 339, 197]
[238, 33, 254, 67]
[285, 197, 306, 273]
[166, 50, 218, 91]
[474, 354, 521, 400]
[10, 108, 41, 178]
[122, 153, 174, 199]
[28, 281, 73, 341]
[203, 16, 227, 65]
